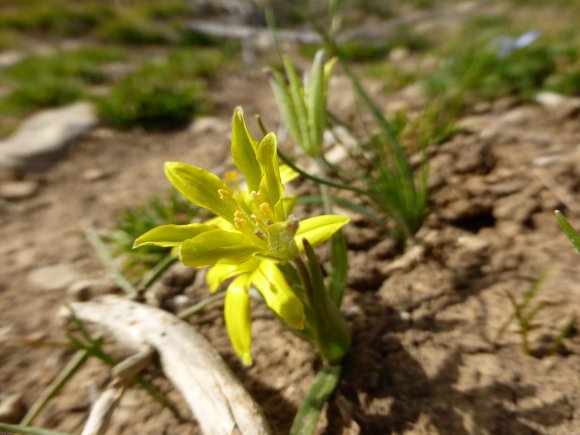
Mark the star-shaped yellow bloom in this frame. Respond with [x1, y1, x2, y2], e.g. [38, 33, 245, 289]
[135, 107, 349, 365]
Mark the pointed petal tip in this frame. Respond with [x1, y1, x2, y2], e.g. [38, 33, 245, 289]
[241, 353, 252, 366]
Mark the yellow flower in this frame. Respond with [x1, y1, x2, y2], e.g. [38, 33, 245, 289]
[135, 107, 349, 365]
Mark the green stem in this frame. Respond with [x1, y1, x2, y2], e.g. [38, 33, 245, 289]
[177, 291, 226, 320]
[290, 365, 342, 435]
[138, 255, 177, 290]
[278, 150, 367, 195]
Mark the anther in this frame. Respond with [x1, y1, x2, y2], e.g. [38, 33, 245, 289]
[224, 171, 239, 181]
[218, 189, 230, 200]
[259, 202, 271, 215]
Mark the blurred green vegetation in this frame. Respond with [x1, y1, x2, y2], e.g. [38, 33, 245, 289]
[0, 1, 237, 133]
[97, 49, 224, 131]
[0, 48, 124, 115]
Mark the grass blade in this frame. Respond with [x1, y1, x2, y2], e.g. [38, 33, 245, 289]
[177, 291, 226, 320]
[290, 365, 342, 435]
[84, 227, 136, 294]
[20, 350, 90, 426]
[555, 210, 580, 253]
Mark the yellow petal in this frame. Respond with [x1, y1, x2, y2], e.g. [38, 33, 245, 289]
[164, 162, 237, 224]
[279, 164, 299, 184]
[225, 274, 253, 366]
[295, 215, 350, 249]
[205, 216, 236, 231]
[251, 260, 304, 330]
[206, 258, 260, 292]
[178, 230, 262, 267]
[256, 133, 285, 220]
[134, 223, 214, 248]
[231, 107, 262, 193]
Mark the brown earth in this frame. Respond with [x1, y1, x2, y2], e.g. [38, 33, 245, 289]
[2, 67, 580, 435]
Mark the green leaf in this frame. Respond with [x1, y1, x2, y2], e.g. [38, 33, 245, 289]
[290, 365, 342, 435]
[328, 231, 348, 308]
[231, 107, 261, 193]
[134, 223, 214, 248]
[303, 240, 350, 364]
[164, 162, 237, 224]
[179, 230, 261, 267]
[296, 215, 350, 248]
[270, 70, 303, 152]
[306, 50, 326, 155]
[283, 55, 311, 154]
[225, 274, 253, 366]
[555, 210, 580, 253]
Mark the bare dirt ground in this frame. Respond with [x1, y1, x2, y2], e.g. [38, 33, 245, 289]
[2, 67, 580, 434]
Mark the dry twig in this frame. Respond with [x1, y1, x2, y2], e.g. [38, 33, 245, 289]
[67, 296, 271, 435]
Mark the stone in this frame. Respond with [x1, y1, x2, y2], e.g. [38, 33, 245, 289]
[28, 264, 80, 292]
[0, 102, 98, 172]
[81, 168, 112, 182]
[554, 97, 580, 120]
[0, 180, 38, 200]
[536, 91, 566, 108]
[189, 116, 228, 135]
[0, 393, 26, 423]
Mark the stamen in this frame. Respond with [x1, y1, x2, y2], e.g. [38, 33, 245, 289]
[224, 171, 239, 181]
[218, 189, 230, 200]
[259, 202, 271, 215]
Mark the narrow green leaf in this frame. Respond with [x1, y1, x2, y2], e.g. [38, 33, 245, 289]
[555, 210, 580, 253]
[20, 350, 90, 426]
[521, 271, 547, 309]
[328, 231, 348, 308]
[307, 50, 326, 155]
[283, 55, 311, 153]
[270, 71, 303, 151]
[302, 240, 350, 364]
[290, 365, 342, 435]
[85, 228, 136, 294]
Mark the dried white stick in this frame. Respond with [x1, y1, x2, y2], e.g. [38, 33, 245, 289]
[68, 296, 271, 435]
[82, 347, 154, 435]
